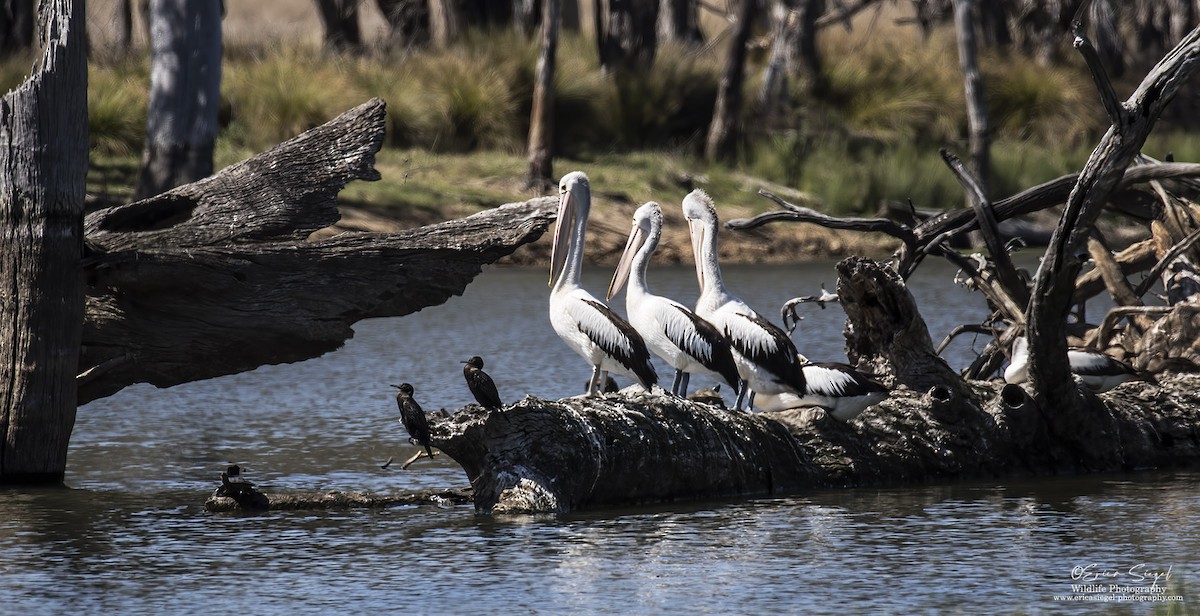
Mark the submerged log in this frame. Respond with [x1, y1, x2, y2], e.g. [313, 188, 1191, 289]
[204, 487, 473, 512]
[78, 98, 557, 403]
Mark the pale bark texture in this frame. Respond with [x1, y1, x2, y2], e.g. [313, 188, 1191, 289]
[0, 0, 87, 483]
[135, 0, 223, 200]
[526, 0, 559, 189]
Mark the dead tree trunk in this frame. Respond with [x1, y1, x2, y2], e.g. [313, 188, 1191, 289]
[82, 99, 558, 404]
[134, 0, 222, 200]
[705, 0, 758, 162]
[0, 0, 87, 483]
[952, 0, 991, 198]
[525, 0, 558, 189]
[1026, 22, 1200, 427]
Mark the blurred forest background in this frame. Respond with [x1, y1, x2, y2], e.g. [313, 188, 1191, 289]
[1, 0, 1197, 225]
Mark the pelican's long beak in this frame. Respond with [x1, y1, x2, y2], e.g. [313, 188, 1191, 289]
[687, 220, 706, 294]
[607, 225, 644, 300]
[549, 190, 575, 286]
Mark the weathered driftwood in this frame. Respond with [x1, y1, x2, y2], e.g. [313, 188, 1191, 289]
[205, 487, 473, 512]
[78, 99, 558, 404]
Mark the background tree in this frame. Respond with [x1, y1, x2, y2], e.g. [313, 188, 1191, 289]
[376, 0, 430, 50]
[0, 0, 86, 483]
[314, 0, 362, 54]
[595, 0, 658, 72]
[0, 0, 33, 57]
[952, 0, 990, 197]
[705, 0, 758, 162]
[514, 0, 542, 36]
[657, 0, 701, 44]
[135, 0, 223, 200]
[429, 0, 463, 46]
[526, 0, 559, 189]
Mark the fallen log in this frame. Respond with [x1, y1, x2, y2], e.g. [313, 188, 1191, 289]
[416, 257, 1200, 515]
[77, 98, 558, 403]
[425, 374, 1200, 514]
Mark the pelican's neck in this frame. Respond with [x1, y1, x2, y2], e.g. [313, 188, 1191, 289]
[553, 202, 589, 292]
[696, 220, 732, 306]
[627, 222, 661, 299]
[1005, 337, 1030, 383]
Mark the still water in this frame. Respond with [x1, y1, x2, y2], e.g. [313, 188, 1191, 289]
[2, 261, 1196, 613]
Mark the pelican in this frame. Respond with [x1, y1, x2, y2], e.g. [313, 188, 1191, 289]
[392, 383, 433, 456]
[756, 361, 888, 421]
[607, 201, 741, 397]
[1005, 336, 1144, 393]
[682, 189, 805, 410]
[550, 171, 658, 395]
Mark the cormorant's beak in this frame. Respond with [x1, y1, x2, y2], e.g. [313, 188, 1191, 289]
[550, 190, 575, 286]
[607, 225, 644, 300]
[687, 220, 706, 294]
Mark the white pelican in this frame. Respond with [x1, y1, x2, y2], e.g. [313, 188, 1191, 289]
[549, 172, 658, 395]
[1005, 336, 1144, 393]
[756, 361, 888, 421]
[607, 201, 741, 397]
[681, 189, 805, 410]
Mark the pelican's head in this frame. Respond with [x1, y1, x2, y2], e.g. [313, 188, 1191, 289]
[607, 201, 663, 300]
[682, 189, 719, 293]
[550, 171, 591, 286]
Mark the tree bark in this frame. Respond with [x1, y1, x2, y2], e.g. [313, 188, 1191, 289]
[314, 0, 363, 53]
[116, 0, 134, 50]
[81, 99, 559, 404]
[134, 0, 222, 201]
[525, 0, 559, 189]
[705, 0, 758, 162]
[0, 0, 87, 483]
[0, 0, 33, 57]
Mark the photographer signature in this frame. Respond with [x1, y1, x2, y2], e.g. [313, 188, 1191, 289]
[1071, 563, 1173, 584]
